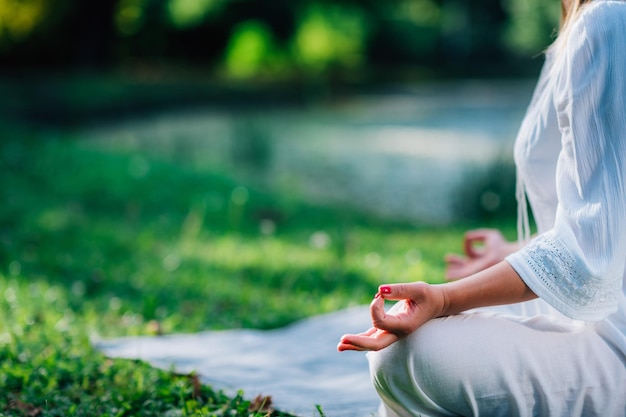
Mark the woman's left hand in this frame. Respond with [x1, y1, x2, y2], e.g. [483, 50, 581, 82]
[337, 282, 445, 352]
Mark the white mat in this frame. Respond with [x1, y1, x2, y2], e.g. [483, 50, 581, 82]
[95, 306, 380, 417]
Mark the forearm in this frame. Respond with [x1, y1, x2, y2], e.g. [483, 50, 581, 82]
[338, 260, 537, 352]
[438, 260, 537, 316]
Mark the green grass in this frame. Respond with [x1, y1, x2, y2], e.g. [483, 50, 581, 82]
[0, 121, 516, 416]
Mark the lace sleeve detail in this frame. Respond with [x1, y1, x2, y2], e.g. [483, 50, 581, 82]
[506, 3, 626, 322]
[506, 231, 620, 321]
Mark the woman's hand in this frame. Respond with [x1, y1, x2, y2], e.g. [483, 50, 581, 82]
[444, 229, 517, 281]
[338, 262, 536, 352]
[337, 282, 445, 352]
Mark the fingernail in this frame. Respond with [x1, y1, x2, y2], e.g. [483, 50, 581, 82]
[380, 286, 391, 294]
[374, 292, 381, 299]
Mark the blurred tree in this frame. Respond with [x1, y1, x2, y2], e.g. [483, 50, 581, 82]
[224, 20, 281, 78]
[0, 0, 47, 50]
[115, 0, 149, 37]
[72, 0, 119, 67]
[0, 0, 120, 68]
[290, 2, 368, 74]
[440, 0, 471, 60]
[0, 0, 557, 79]
[362, 0, 441, 66]
[166, 0, 225, 29]
[503, 0, 560, 55]
[365, 0, 510, 73]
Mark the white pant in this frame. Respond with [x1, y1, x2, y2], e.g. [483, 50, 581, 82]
[367, 302, 626, 417]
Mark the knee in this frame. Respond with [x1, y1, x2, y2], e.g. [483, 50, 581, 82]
[367, 318, 474, 414]
[367, 341, 417, 414]
[367, 323, 445, 405]
[368, 341, 404, 394]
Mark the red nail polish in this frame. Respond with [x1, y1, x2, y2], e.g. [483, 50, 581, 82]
[380, 286, 391, 294]
[375, 292, 381, 299]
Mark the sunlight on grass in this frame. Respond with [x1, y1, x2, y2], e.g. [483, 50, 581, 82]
[1, 129, 516, 336]
[0, 123, 516, 415]
[0, 274, 292, 416]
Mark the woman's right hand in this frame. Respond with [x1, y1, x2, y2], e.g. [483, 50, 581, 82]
[444, 229, 517, 281]
[337, 282, 445, 352]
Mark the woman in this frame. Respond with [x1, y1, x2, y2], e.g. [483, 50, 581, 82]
[338, 0, 626, 415]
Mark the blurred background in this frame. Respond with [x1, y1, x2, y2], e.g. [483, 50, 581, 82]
[1, 0, 559, 79]
[0, 4, 560, 416]
[0, 3, 560, 412]
[0, 0, 562, 333]
[1, 0, 560, 224]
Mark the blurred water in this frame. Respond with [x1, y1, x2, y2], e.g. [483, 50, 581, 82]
[84, 79, 534, 223]
[92, 80, 536, 416]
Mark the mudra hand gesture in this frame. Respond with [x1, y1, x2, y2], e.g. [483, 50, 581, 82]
[337, 282, 445, 352]
[338, 228, 519, 352]
[444, 228, 517, 281]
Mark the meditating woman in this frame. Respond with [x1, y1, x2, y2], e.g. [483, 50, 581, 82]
[338, 0, 626, 415]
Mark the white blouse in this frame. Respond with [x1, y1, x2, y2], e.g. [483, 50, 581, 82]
[506, 0, 626, 322]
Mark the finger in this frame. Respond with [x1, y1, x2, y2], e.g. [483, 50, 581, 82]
[337, 327, 377, 351]
[370, 293, 393, 329]
[444, 253, 466, 265]
[465, 239, 485, 258]
[371, 298, 412, 332]
[372, 307, 414, 334]
[464, 230, 488, 258]
[337, 341, 365, 351]
[444, 254, 471, 281]
[338, 339, 377, 352]
[338, 330, 399, 351]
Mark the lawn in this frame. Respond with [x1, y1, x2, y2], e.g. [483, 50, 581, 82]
[0, 118, 516, 416]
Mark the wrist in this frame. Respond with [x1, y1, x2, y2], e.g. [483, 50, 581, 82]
[432, 282, 452, 318]
[437, 261, 537, 316]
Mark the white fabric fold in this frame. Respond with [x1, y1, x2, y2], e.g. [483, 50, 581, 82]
[510, 0, 626, 321]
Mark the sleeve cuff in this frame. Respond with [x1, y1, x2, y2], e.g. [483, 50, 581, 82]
[506, 231, 619, 321]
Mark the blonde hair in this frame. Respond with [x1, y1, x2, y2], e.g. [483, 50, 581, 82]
[556, 0, 593, 48]
[561, 0, 593, 26]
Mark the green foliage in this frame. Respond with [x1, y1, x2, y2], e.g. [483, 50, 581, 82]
[503, 0, 561, 55]
[378, 0, 441, 59]
[291, 3, 368, 74]
[0, 127, 468, 333]
[0, 118, 516, 415]
[223, 3, 369, 79]
[0, 0, 47, 45]
[166, 0, 224, 29]
[225, 20, 284, 79]
[0, 277, 290, 417]
[115, 0, 149, 36]
[0, 0, 557, 79]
